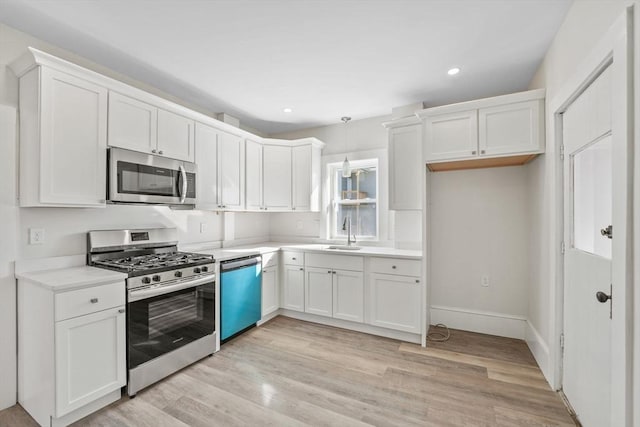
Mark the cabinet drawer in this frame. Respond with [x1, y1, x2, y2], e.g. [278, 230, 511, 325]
[305, 253, 363, 271]
[55, 281, 125, 321]
[369, 257, 421, 277]
[262, 251, 279, 268]
[282, 251, 303, 266]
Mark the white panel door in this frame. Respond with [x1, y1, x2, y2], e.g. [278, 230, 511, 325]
[107, 91, 157, 154]
[263, 145, 292, 210]
[369, 273, 421, 333]
[245, 139, 263, 211]
[292, 144, 312, 211]
[261, 266, 279, 317]
[478, 100, 542, 157]
[55, 306, 125, 417]
[157, 109, 194, 162]
[332, 269, 364, 322]
[389, 125, 422, 210]
[40, 68, 107, 206]
[424, 110, 478, 161]
[218, 131, 244, 210]
[194, 123, 218, 209]
[305, 267, 332, 317]
[283, 265, 305, 312]
[562, 66, 612, 427]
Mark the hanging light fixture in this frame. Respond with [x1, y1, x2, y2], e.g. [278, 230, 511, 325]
[341, 116, 351, 178]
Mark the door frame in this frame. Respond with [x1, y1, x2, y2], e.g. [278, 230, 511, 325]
[550, 5, 636, 426]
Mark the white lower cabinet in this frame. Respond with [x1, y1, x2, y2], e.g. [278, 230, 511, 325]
[18, 278, 126, 427]
[283, 264, 305, 312]
[332, 269, 364, 322]
[261, 264, 279, 317]
[369, 273, 421, 334]
[305, 267, 333, 317]
[55, 307, 126, 416]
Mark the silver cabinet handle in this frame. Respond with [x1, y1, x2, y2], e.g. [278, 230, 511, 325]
[299, 268, 304, 271]
[327, 270, 332, 274]
[118, 308, 125, 313]
[151, 149, 157, 154]
[292, 257, 296, 260]
[481, 150, 486, 154]
[178, 164, 187, 204]
[415, 279, 420, 283]
[472, 150, 477, 155]
[159, 150, 164, 155]
[392, 265, 397, 269]
[90, 298, 99, 304]
[332, 271, 336, 274]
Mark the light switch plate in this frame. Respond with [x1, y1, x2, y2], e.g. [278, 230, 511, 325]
[29, 228, 45, 245]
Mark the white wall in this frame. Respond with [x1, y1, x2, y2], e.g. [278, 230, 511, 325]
[525, 0, 628, 381]
[429, 166, 530, 338]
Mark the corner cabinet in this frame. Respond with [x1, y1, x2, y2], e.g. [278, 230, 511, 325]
[15, 66, 108, 207]
[383, 118, 423, 210]
[417, 89, 545, 171]
[261, 254, 280, 319]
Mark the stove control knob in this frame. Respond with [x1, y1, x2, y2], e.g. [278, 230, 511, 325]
[141, 277, 151, 284]
[201, 266, 209, 273]
[194, 267, 202, 274]
[174, 271, 183, 278]
[152, 275, 161, 282]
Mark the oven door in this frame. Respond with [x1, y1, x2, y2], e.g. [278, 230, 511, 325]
[127, 275, 215, 369]
[108, 147, 196, 205]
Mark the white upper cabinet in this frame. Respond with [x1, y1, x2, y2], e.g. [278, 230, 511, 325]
[156, 109, 194, 162]
[385, 123, 422, 210]
[417, 89, 545, 170]
[107, 92, 157, 154]
[17, 66, 108, 207]
[292, 144, 321, 212]
[263, 144, 292, 210]
[218, 131, 245, 210]
[245, 139, 263, 211]
[194, 123, 218, 209]
[108, 92, 195, 162]
[424, 111, 478, 161]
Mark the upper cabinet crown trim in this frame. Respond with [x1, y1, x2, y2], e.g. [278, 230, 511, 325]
[263, 137, 326, 149]
[415, 88, 546, 118]
[381, 116, 422, 129]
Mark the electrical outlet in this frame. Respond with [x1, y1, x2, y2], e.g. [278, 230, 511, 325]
[29, 228, 45, 245]
[200, 223, 207, 234]
[481, 276, 490, 287]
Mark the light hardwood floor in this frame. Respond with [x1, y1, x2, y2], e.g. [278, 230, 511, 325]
[0, 317, 575, 426]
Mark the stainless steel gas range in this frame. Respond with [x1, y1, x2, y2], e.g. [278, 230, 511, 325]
[87, 228, 216, 397]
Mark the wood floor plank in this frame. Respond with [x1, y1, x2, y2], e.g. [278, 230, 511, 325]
[0, 316, 576, 426]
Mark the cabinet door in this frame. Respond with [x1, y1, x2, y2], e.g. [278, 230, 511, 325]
[369, 273, 421, 333]
[55, 306, 126, 417]
[389, 125, 422, 210]
[261, 266, 279, 317]
[195, 123, 218, 209]
[157, 109, 195, 162]
[107, 91, 157, 154]
[40, 68, 108, 206]
[478, 100, 542, 157]
[283, 265, 305, 312]
[333, 269, 364, 323]
[292, 144, 311, 211]
[245, 139, 263, 211]
[305, 267, 333, 317]
[263, 145, 292, 210]
[424, 110, 478, 161]
[218, 131, 245, 210]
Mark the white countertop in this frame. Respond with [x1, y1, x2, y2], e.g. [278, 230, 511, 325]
[192, 242, 421, 262]
[16, 266, 128, 291]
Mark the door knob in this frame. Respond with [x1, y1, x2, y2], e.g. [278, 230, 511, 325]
[596, 291, 611, 303]
[600, 225, 613, 239]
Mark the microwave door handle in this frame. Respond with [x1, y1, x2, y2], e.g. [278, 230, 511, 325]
[179, 165, 187, 204]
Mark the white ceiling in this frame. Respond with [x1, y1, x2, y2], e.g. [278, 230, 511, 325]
[0, 0, 571, 134]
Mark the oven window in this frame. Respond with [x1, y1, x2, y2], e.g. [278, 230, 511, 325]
[128, 281, 214, 369]
[118, 161, 179, 196]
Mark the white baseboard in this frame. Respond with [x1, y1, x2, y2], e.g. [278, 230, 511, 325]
[525, 320, 553, 387]
[430, 305, 527, 339]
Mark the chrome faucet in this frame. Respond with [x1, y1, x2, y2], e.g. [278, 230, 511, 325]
[342, 216, 357, 247]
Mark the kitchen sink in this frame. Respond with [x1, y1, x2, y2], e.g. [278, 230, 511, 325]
[326, 245, 362, 251]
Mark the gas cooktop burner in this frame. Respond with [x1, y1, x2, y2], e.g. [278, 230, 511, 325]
[93, 251, 214, 275]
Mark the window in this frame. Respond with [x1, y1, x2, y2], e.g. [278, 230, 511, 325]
[330, 159, 378, 240]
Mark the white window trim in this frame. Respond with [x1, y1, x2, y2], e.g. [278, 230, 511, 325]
[328, 158, 379, 241]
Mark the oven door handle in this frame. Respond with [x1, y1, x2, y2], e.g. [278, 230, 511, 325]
[128, 274, 214, 302]
[178, 165, 187, 204]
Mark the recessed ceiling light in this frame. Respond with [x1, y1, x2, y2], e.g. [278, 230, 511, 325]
[447, 67, 460, 76]
[283, 108, 293, 113]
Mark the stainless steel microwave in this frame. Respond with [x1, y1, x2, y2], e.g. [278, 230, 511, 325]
[108, 148, 196, 206]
